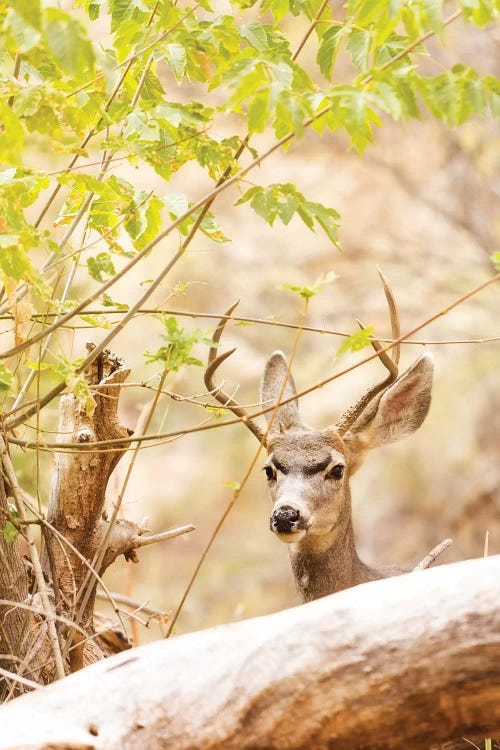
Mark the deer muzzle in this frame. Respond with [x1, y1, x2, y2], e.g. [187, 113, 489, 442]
[270, 505, 308, 542]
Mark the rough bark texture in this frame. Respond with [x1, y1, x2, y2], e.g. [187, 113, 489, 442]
[0, 555, 498, 750]
[0, 472, 31, 693]
[43, 344, 132, 627]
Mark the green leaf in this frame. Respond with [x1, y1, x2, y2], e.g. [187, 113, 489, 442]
[200, 214, 230, 243]
[240, 22, 269, 51]
[281, 271, 337, 301]
[248, 88, 270, 133]
[87, 253, 116, 283]
[165, 43, 187, 81]
[73, 379, 97, 417]
[302, 202, 341, 247]
[125, 193, 164, 250]
[4, 8, 41, 52]
[101, 293, 129, 310]
[144, 316, 213, 371]
[44, 8, 95, 78]
[338, 326, 375, 355]
[165, 193, 189, 219]
[461, 0, 499, 27]
[317, 26, 345, 79]
[0, 364, 13, 394]
[417, 66, 487, 125]
[13, 0, 42, 29]
[347, 28, 371, 72]
[485, 75, 500, 115]
[0, 104, 24, 165]
[2, 521, 19, 543]
[421, 0, 444, 35]
[236, 184, 341, 246]
[330, 88, 381, 152]
[25, 361, 52, 371]
[0, 247, 30, 282]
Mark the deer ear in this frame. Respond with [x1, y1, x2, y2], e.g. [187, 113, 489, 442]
[260, 351, 302, 431]
[359, 353, 434, 448]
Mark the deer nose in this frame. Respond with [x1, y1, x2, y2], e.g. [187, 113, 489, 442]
[271, 505, 301, 533]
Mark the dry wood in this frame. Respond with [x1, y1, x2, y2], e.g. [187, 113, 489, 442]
[0, 555, 498, 750]
[43, 345, 132, 620]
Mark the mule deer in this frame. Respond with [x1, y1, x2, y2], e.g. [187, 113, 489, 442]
[205, 274, 449, 602]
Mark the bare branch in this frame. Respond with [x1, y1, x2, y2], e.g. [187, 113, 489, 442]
[130, 525, 195, 549]
[0, 667, 40, 691]
[94, 592, 168, 621]
[413, 538, 453, 571]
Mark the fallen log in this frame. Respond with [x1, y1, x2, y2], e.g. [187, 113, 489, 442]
[0, 555, 498, 750]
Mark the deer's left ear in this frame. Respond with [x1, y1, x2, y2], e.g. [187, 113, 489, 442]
[358, 353, 434, 448]
[260, 351, 302, 432]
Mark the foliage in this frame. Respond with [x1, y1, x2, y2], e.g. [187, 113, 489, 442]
[144, 315, 215, 371]
[0, 0, 498, 417]
[281, 270, 338, 301]
[337, 325, 375, 355]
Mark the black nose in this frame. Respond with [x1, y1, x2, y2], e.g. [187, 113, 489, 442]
[271, 506, 301, 533]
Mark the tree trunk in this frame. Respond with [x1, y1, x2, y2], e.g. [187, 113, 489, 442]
[43, 344, 132, 629]
[0, 555, 498, 750]
[0, 472, 31, 697]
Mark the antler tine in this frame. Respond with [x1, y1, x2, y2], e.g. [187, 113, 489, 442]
[204, 302, 265, 445]
[336, 273, 400, 436]
[377, 266, 400, 366]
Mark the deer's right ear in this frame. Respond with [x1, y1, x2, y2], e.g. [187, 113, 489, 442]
[260, 351, 302, 431]
[356, 353, 434, 448]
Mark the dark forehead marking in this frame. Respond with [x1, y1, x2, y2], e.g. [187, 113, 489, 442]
[271, 454, 334, 476]
[272, 457, 289, 475]
[303, 456, 333, 476]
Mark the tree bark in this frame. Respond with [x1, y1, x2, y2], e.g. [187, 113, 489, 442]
[0, 471, 31, 696]
[43, 344, 132, 627]
[0, 555, 498, 750]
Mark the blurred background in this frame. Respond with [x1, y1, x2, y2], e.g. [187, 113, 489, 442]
[10, 4, 500, 641]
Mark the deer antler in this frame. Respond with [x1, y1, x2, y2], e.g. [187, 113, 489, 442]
[204, 301, 265, 445]
[336, 269, 401, 435]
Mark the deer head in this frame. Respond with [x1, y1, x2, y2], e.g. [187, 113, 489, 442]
[204, 274, 433, 550]
[260, 349, 433, 544]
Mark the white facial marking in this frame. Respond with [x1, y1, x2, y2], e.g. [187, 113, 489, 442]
[275, 529, 307, 544]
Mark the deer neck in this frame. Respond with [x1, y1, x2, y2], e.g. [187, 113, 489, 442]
[289, 494, 380, 602]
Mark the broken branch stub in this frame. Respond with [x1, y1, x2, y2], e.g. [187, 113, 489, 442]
[43, 345, 132, 627]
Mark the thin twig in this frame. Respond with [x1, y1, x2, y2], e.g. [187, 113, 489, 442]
[132, 525, 195, 549]
[2, 307, 499, 347]
[94, 591, 168, 620]
[413, 539, 453, 571]
[8, 270, 500, 448]
[0, 666, 40, 691]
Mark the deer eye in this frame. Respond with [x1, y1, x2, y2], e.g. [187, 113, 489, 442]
[326, 464, 344, 480]
[264, 465, 276, 481]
